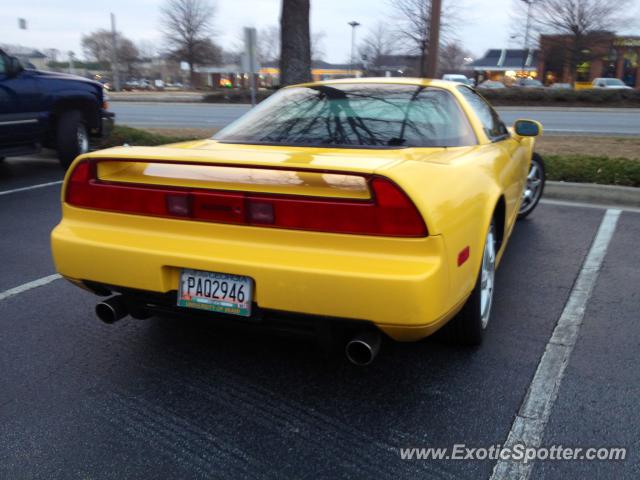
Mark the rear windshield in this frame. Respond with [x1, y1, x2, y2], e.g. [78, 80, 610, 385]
[213, 84, 477, 148]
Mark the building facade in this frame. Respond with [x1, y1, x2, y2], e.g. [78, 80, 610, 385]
[468, 49, 538, 84]
[537, 33, 640, 87]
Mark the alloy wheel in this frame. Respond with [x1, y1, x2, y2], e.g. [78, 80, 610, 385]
[519, 157, 544, 216]
[480, 223, 496, 329]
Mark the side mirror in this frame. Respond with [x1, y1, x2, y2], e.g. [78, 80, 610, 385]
[514, 119, 542, 137]
[6, 56, 23, 77]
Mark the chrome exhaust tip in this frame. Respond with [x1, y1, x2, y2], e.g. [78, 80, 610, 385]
[95, 295, 128, 324]
[345, 330, 381, 366]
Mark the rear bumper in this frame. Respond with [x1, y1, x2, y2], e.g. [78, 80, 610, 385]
[52, 206, 461, 341]
[82, 282, 377, 342]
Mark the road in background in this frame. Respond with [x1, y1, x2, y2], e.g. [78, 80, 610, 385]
[109, 102, 640, 136]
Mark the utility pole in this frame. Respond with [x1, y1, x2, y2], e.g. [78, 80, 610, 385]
[244, 27, 258, 107]
[425, 0, 441, 78]
[110, 13, 121, 91]
[348, 21, 360, 75]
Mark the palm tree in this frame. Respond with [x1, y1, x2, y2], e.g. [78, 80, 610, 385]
[279, 0, 312, 85]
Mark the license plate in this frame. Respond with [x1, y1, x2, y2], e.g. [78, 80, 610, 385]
[177, 269, 253, 317]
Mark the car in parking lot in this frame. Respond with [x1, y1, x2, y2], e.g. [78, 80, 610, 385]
[477, 80, 506, 89]
[442, 74, 474, 86]
[51, 78, 545, 365]
[514, 78, 544, 88]
[0, 49, 114, 167]
[549, 82, 572, 89]
[592, 77, 633, 89]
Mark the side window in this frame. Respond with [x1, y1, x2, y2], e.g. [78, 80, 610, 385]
[457, 86, 509, 141]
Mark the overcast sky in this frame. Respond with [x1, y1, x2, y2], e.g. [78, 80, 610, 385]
[0, 0, 636, 64]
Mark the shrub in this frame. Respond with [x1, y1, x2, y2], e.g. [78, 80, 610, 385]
[203, 90, 274, 104]
[481, 88, 640, 107]
[99, 125, 198, 148]
[545, 155, 640, 187]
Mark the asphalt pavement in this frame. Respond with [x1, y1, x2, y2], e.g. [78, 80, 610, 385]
[1, 153, 639, 479]
[109, 102, 640, 136]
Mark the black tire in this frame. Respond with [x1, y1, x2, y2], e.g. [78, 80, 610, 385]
[518, 152, 545, 219]
[441, 221, 497, 346]
[56, 110, 89, 168]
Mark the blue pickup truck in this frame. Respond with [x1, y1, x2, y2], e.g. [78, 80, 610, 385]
[0, 48, 114, 167]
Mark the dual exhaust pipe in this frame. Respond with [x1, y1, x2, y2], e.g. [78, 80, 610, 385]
[345, 330, 381, 366]
[96, 295, 381, 365]
[95, 295, 128, 324]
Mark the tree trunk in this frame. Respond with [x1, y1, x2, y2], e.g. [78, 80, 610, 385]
[280, 0, 312, 86]
[419, 42, 428, 77]
[189, 62, 196, 88]
[425, 0, 442, 78]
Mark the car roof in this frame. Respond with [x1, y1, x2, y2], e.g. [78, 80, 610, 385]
[289, 77, 461, 92]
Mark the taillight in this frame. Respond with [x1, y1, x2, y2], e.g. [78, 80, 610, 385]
[65, 160, 427, 237]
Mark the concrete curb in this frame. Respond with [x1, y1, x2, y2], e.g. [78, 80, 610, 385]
[545, 181, 640, 208]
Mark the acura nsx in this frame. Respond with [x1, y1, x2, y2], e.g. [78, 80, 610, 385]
[51, 78, 545, 364]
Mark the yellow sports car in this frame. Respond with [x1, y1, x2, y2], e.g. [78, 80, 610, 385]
[51, 78, 545, 365]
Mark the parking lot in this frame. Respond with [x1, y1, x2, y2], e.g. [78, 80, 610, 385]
[1, 152, 639, 479]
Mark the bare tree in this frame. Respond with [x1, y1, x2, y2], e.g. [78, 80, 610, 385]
[311, 31, 326, 62]
[81, 30, 139, 71]
[160, 0, 218, 85]
[280, 0, 312, 85]
[259, 24, 323, 64]
[43, 48, 60, 64]
[258, 25, 280, 64]
[391, 0, 459, 76]
[358, 22, 395, 67]
[438, 41, 472, 72]
[517, 0, 636, 83]
[137, 40, 159, 61]
[168, 38, 222, 69]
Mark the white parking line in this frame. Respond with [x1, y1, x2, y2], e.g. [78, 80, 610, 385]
[0, 180, 63, 196]
[0, 274, 62, 302]
[490, 209, 621, 479]
[541, 198, 640, 213]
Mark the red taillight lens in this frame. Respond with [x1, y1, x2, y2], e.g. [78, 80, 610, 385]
[65, 160, 427, 237]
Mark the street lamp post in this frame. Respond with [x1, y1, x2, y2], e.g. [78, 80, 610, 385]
[348, 21, 361, 76]
[521, 0, 535, 77]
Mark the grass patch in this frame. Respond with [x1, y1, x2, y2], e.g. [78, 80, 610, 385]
[536, 135, 640, 160]
[99, 125, 199, 148]
[546, 155, 640, 187]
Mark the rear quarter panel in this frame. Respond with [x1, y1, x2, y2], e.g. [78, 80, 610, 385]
[378, 138, 531, 306]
